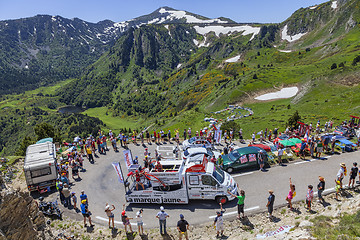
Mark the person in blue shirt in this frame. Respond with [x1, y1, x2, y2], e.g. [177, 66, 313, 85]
[80, 200, 94, 227]
[156, 206, 169, 235]
[80, 190, 88, 205]
[300, 139, 307, 160]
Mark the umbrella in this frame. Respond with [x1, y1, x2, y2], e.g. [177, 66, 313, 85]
[289, 138, 302, 144]
[36, 138, 53, 144]
[279, 139, 296, 147]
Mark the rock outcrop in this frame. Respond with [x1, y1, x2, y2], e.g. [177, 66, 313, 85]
[0, 190, 53, 240]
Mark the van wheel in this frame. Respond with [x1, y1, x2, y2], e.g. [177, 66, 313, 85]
[160, 185, 170, 191]
[226, 167, 233, 173]
[216, 196, 228, 204]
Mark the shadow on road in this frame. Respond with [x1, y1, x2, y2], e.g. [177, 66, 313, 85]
[240, 216, 254, 230]
[110, 228, 120, 238]
[271, 216, 281, 223]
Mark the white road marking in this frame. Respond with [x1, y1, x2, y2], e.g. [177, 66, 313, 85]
[294, 161, 309, 165]
[232, 172, 254, 178]
[96, 216, 143, 226]
[208, 206, 259, 219]
[294, 156, 332, 165]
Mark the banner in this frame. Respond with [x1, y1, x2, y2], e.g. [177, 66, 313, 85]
[249, 154, 257, 162]
[240, 155, 247, 164]
[123, 149, 133, 171]
[256, 225, 293, 239]
[215, 130, 222, 144]
[112, 162, 124, 183]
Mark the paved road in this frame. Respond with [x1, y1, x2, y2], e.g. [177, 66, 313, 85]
[62, 141, 360, 229]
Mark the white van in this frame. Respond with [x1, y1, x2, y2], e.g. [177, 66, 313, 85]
[24, 142, 57, 191]
[125, 159, 237, 204]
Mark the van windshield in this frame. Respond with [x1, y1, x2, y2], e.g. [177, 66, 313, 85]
[212, 165, 225, 184]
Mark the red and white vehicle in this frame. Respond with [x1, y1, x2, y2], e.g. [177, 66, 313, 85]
[124, 157, 237, 204]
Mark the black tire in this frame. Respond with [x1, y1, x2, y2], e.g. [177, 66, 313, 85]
[226, 167, 234, 173]
[160, 185, 170, 191]
[216, 196, 228, 204]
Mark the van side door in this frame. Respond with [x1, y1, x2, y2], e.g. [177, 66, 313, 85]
[187, 174, 202, 199]
[200, 174, 219, 199]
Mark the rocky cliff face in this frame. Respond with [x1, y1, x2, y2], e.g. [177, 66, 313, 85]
[0, 190, 53, 240]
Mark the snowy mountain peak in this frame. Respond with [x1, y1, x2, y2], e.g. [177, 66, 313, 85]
[157, 7, 229, 24]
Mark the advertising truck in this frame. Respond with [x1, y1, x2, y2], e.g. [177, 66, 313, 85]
[124, 158, 238, 204]
[24, 142, 58, 191]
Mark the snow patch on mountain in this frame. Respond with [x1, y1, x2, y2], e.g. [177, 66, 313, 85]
[331, 1, 338, 9]
[194, 25, 260, 40]
[279, 49, 292, 53]
[281, 25, 306, 42]
[309, 5, 318, 9]
[225, 55, 241, 63]
[158, 8, 227, 24]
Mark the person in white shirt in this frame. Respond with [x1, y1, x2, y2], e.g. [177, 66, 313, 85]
[136, 209, 144, 235]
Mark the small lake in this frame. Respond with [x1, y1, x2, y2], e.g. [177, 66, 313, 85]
[58, 106, 85, 114]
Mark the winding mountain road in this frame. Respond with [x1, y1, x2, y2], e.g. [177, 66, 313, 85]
[62, 141, 359, 228]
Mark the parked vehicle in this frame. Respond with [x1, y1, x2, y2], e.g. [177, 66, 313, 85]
[182, 137, 213, 150]
[24, 142, 57, 191]
[38, 197, 62, 219]
[222, 147, 268, 173]
[182, 147, 221, 164]
[125, 159, 237, 204]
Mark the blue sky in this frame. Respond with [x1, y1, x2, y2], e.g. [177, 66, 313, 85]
[0, 0, 328, 23]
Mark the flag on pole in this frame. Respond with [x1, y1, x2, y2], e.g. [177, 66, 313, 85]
[123, 149, 133, 171]
[112, 162, 124, 183]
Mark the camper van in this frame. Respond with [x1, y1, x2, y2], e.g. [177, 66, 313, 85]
[24, 142, 58, 191]
[125, 159, 237, 204]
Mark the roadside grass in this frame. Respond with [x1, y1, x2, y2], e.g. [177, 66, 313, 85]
[310, 212, 360, 239]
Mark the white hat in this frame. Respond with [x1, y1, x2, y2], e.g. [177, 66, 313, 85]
[136, 211, 141, 216]
[160, 206, 164, 211]
[105, 205, 110, 210]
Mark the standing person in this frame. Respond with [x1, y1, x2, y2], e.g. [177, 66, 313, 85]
[80, 200, 94, 227]
[317, 176, 325, 203]
[183, 129, 187, 140]
[146, 131, 150, 144]
[228, 186, 245, 219]
[156, 206, 169, 235]
[277, 147, 284, 166]
[258, 150, 265, 171]
[105, 203, 116, 229]
[177, 214, 190, 240]
[153, 129, 157, 143]
[273, 128, 278, 139]
[71, 192, 78, 212]
[86, 146, 94, 163]
[300, 139, 307, 160]
[62, 184, 71, 208]
[213, 203, 225, 238]
[136, 209, 144, 235]
[80, 190, 88, 205]
[266, 190, 275, 219]
[252, 132, 256, 143]
[306, 185, 314, 212]
[188, 128, 192, 139]
[121, 204, 133, 232]
[167, 130, 171, 143]
[285, 178, 296, 210]
[349, 162, 358, 188]
[268, 130, 272, 141]
[316, 137, 323, 158]
[335, 180, 341, 200]
[337, 163, 347, 189]
[331, 135, 336, 154]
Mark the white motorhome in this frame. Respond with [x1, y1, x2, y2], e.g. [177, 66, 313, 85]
[24, 142, 57, 191]
[125, 159, 237, 204]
